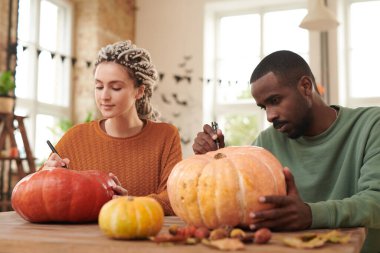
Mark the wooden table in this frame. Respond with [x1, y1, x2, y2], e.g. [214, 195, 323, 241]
[0, 211, 366, 253]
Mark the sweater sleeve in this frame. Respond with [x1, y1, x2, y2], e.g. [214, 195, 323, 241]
[148, 127, 182, 215]
[308, 118, 380, 229]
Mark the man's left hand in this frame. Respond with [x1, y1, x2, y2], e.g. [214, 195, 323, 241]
[249, 167, 312, 231]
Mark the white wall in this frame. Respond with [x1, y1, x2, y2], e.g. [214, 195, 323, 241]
[135, 0, 205, 158]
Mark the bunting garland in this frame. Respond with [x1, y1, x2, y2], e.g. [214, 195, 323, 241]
[14, 43, 251, 86]
[158, 72, 250, 87]
[17, 42, 95, 69]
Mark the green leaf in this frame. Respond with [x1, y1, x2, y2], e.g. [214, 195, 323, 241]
[0, 71, 16, 96]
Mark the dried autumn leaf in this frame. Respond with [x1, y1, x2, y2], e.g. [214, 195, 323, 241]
[299, 233, 317, 241]
[320, 230, 351, 244]
[202, 238, 245, 251]
[283, 236, 327, 249]
[282, 230, 351, 249]
[150, 233, 188, 244]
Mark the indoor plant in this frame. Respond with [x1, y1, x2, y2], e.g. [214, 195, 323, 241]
[0, 70, 16, 113]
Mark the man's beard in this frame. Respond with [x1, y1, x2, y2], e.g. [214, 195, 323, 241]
[287, 115, 311, 139]
[273, 106, 312, 139]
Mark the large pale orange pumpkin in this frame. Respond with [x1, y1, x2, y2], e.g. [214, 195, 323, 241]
[167, 146, 286, 229]
[98, 196, 164, 239]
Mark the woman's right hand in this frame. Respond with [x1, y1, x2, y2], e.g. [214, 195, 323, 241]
[42, 153, 70, 170]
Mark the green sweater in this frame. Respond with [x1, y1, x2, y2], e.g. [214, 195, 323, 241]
[253, 106, 380, 253]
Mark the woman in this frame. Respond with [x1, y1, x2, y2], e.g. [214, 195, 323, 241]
[43, 40, 182, 215]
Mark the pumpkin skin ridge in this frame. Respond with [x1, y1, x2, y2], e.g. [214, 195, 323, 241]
[35, 171, 53, 222]
[136, 198, 151, 238]
[198, 161, 218, 228]
[169, 158, 208, 227]
[221, 155, 253, 227]
[239, 157, 276, 225]
[58, 170, 92, 222]
[143, 198, 153, 236]
[68, 172, 79, 222]
[136, 198, 148, 238]
[111, 203, 120, 238]
[232, 158, 247, 225]
[88, 172, 115, 220]
[188, 160, 211, 227]
[177, 163, 193, 225]
[11, 173, 39, 222]
[19, 174, 37, 221]
[214, 157, 241, 228]
[172, 163, 190, 223]
[45, 169, 73, 222]
[132, 198, 141, 237]
[167, 160, 184, 220]
[224, 146, 285, 196]
[126, 198, 137, 238]
[34, 172, 50, 222]
[167, 162, 181, 218]
[87, 172, 103, 221]
[260, 158, 279, 194]
[195, 157, 213, 228]
[144, 197, 164, 237]
[244, 147, 286, 196]
[251, 149, 280, 195]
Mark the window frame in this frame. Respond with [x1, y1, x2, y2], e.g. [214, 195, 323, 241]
[342, 0, 380, 107]
[15, 0, 73, 163]
[204, 0, 309, 145]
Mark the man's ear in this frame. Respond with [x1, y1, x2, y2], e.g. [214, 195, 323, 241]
[298, 76, 313, 96]
[136, 85, 146, 99]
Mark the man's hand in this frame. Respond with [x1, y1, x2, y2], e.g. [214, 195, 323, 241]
[249, 167, 312, 231]
[192, 124, 225, 154]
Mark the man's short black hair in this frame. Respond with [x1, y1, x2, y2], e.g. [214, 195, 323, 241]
[250, 50, 316, 89]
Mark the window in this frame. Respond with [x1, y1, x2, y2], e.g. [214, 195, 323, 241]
[205, 2, 308, 146]
[15, 0, 73, 165]
[345, 0, 380, 107]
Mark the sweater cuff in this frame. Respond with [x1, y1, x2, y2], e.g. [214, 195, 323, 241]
[307, 202, 332, 228]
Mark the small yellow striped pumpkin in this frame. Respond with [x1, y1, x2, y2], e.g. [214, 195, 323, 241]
[98, 196, 164, 239]
[167, 146, 286, 229]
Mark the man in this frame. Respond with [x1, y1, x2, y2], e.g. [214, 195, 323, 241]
[192, 50, 380, 253]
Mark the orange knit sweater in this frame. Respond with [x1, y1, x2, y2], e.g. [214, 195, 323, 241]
[53, 119, 182, 215]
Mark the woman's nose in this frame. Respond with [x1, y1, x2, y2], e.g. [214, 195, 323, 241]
[101, 88, 111, 100]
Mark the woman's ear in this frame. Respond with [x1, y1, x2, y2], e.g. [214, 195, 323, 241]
[135, 85, 145, 99]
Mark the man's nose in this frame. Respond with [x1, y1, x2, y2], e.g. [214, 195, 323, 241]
[266, 108, 278, 123]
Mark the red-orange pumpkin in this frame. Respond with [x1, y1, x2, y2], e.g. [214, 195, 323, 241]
[167, 146, 286, 229]
[11, 168, 116, 223]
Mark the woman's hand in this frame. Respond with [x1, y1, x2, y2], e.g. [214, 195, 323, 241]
[43, 153, 70, 170]
[109, 173, 128, 198]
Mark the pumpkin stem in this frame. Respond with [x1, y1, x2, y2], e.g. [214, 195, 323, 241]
[214, 153, 227, 159]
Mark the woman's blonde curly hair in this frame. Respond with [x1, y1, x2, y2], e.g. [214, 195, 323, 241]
[95, 40, 160, 121]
